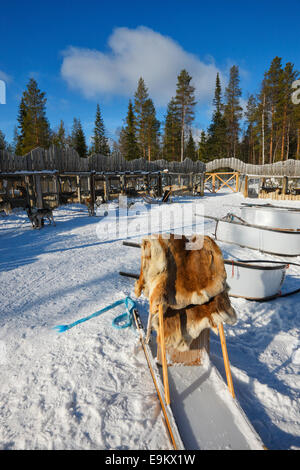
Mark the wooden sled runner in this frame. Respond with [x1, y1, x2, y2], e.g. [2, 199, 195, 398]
[132, 308, 184, 450]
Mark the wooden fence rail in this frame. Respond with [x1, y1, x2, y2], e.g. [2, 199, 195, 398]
[206, 157, 300, 177]
[1, 148, 300, 177]
[0, 146, 206, 174]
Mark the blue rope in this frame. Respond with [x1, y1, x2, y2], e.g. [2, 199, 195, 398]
[53, 296, 136, 333]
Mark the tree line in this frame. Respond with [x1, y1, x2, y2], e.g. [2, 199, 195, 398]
[0, 56, 299, 162]
[0, 78, 111, 159]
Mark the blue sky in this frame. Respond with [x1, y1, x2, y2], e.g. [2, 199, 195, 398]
[0, 0, 299, 146]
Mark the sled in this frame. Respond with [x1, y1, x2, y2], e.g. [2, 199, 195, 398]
[196, 213, 300, 256]
[142, 189, 172, 205]
[120, 253, 265, 450]
[224, 259, 287, 300]
[240, 205, 300, 231]
[121, 241, 296, 301]
[132, 304, 265, 450]
[241, 202, 300, 212]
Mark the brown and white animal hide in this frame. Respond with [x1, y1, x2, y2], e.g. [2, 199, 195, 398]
[135, 233, 228, 315]
[153, 290, 237, 352]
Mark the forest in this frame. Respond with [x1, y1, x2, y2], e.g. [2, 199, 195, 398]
[0, 57, 299, 164]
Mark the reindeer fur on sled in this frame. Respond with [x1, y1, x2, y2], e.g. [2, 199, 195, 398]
[134, 234, 237, 348]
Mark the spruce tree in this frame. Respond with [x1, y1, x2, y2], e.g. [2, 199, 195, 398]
[206, 73, 227, 159]
[174, 70, 196, 162]
[16, 78, 50, 155]
[11, 126, 20, 154]
[71, 118, 87, 158]
[91, 104, 110, 156]
[133, 78, 160, 160]
[52, 120, 67, 149]
[143, 98, 160, 161]
[134, 77, 149, 158]
[134, 77, 147, 157]
[198, 131, 209, 162]
[224, 66, 243, 158]
[185, 130, 197, 160]
[0, 130, 7, 151]
[162, 97, 181, 161]
[119, 100, 140, 160]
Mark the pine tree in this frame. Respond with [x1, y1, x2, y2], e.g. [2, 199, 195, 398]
[162, 97, 181, 161]
[257, 58, 299, 161]
[119, 100, 140, 160]
[263, 57, 283, 163]
[174, 70, 196, 162]
[279, 62, 298, 160]
[224, 66, 243, 158]
[206, 73, 227, 159]
[292, 92, 300, 159]
[243, 94, 259, 164]
[16, 78, 50, 155]
[71, 118, 87, 158]
[91, 104, 110, 156]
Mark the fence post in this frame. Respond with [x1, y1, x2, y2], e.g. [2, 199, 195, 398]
[104, 175, 110, 201]
[199, 173, 204, 196]
[53, 172, 59, 207]
[25, 175, 35, 208]
[212, 173, 216, 192]
[282, 176, 288, 195]
[76, 176, 81, 203]
[157, 173, 163, 197]
[90, 171, 96, 215]
[243, 175, 248, 198]
[34, 175, 43, 209]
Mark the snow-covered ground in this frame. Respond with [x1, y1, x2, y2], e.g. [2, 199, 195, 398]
[0, 191, 299, 450]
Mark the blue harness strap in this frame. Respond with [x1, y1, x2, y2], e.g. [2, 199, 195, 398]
[53, 296, 136, 333]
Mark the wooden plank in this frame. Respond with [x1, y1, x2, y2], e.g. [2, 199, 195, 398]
[158, 305, 170, 406]
[218, 323, 235, 399]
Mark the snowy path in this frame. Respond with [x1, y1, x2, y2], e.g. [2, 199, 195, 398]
[0, 193, 299, 449]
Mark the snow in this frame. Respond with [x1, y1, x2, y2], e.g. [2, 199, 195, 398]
[0, 191, 299, 450]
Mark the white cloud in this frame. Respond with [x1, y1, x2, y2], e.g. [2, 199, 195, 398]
[0, 70, 12, 83]
[61, 26, 224, 107]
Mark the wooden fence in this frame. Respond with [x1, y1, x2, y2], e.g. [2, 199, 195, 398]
[1, 148, 299, 177]
[0, 146, 206, 174]
[206, 157, 300, 177]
